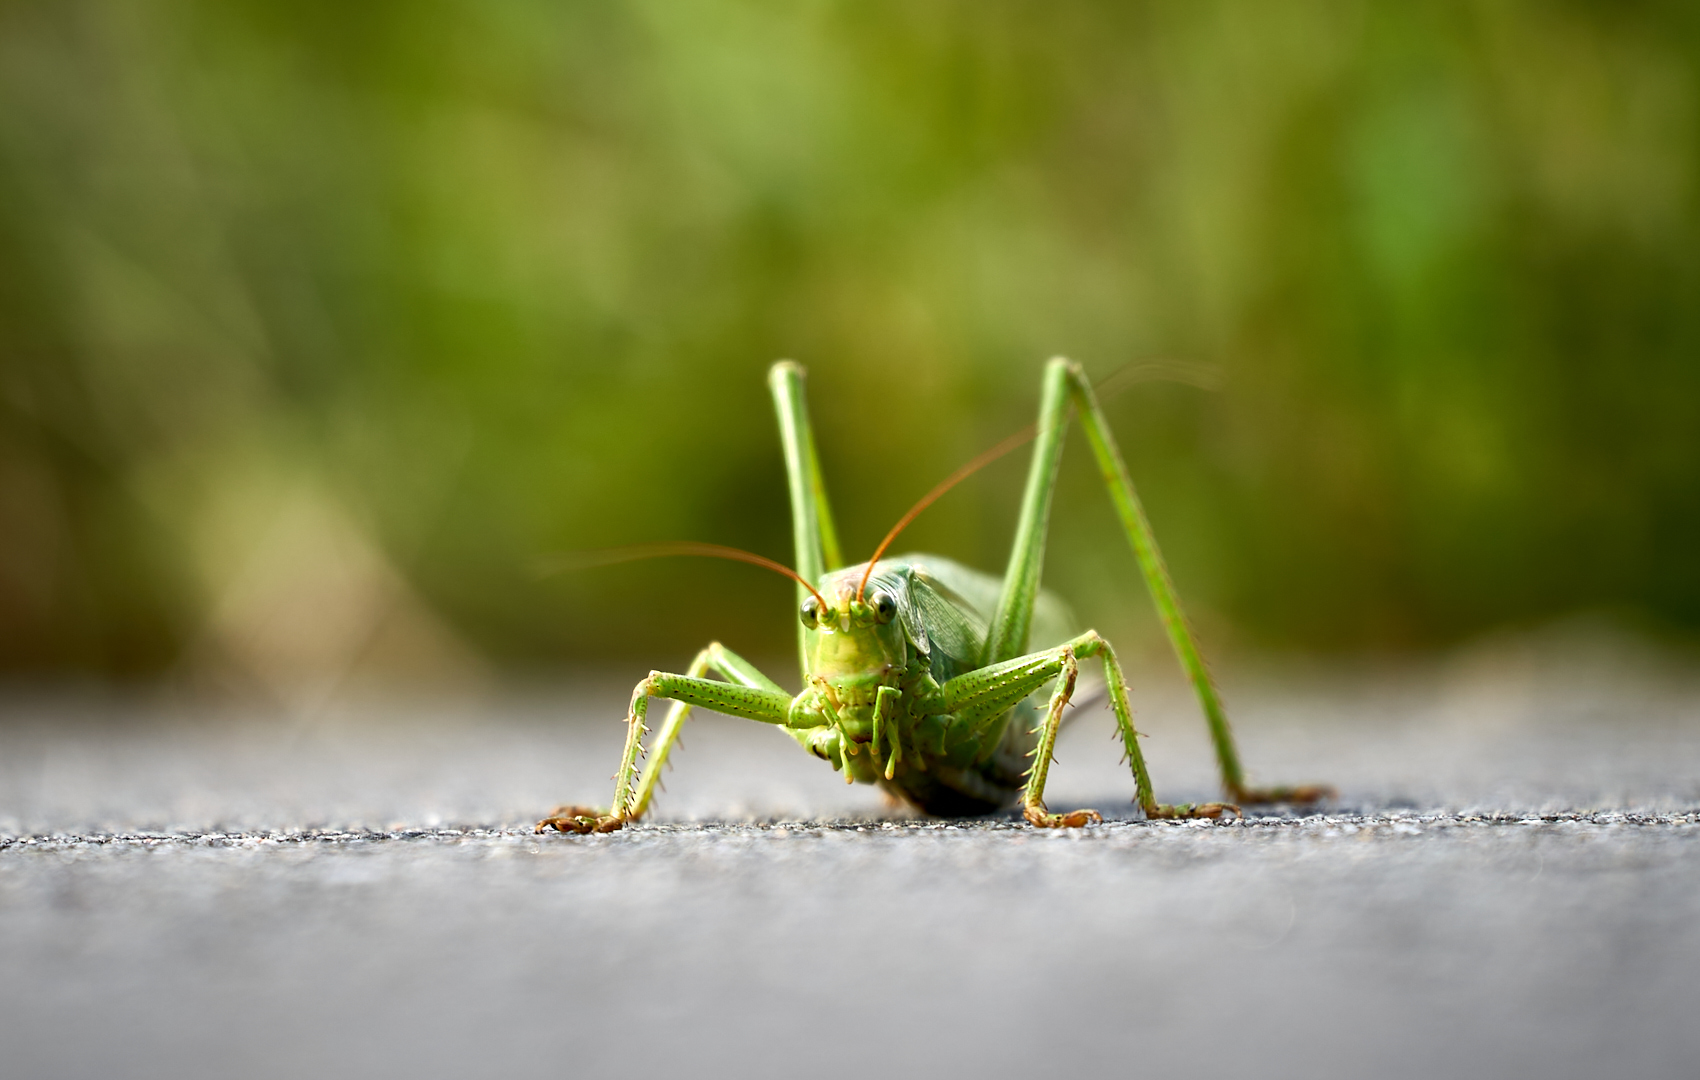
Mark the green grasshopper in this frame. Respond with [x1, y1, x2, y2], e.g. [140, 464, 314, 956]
[539, 358, 1328, 833]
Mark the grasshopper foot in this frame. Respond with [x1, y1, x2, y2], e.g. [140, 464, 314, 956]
[1023, 803, 1103, 829]
[535, 805, 625, 835]
[1146, 801, 1241, 821]
[1231, 784, 1335, 806]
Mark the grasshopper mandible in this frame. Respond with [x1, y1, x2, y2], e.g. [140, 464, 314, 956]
[539, 358, 1329, 833]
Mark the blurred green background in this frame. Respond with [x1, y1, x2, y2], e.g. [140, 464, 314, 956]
[1, 1, 1696, 691]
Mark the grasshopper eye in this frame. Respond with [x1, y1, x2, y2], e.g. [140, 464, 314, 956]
[800, 597, 822, 629]
[870, 591, 897, 624]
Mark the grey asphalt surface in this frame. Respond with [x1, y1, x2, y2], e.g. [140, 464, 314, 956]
[3, 635, 1699, 1080]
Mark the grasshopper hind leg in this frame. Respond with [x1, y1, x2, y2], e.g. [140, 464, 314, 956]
[986, 357, 1330, 809]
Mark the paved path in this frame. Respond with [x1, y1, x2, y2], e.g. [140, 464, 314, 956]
[3, 644, 1699, 1079]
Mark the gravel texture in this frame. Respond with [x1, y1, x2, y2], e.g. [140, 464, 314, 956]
[3, 636, 1699, 1079]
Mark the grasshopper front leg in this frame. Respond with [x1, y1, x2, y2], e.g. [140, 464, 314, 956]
[537, 643, 793, 834]
[941, 631, 1236, 826]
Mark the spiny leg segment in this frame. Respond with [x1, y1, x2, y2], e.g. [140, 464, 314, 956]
[536, 643, 791, 834]
[1021, 646, 1100, 828]
[940, 630, 1237, 826]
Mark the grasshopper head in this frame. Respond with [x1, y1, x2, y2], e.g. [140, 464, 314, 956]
[800, 568, 907, 676]
[798, 564, 913, 738]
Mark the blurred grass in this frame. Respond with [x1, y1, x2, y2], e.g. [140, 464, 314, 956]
[0, 1, 1696, 682]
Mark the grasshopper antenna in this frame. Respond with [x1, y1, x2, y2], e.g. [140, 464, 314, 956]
[540, 541, 828, 610]
[857, 425, 1037, 601]
[856, 356, 1222, 601]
